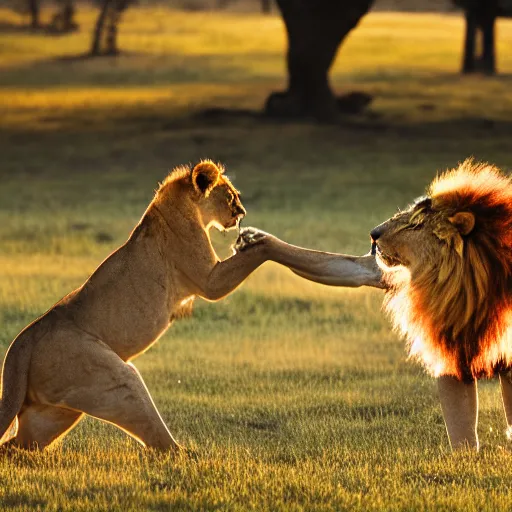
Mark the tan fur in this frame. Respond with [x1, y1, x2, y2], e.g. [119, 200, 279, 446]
[235, 228, 384, 289]
[370, 159, 512, 449]
[0, 160, 272, 451]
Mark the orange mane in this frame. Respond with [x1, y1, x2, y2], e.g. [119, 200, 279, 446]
[384, 160, 512, 380]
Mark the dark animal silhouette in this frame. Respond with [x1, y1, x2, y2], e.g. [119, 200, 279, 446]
[453, 0, 512, 74]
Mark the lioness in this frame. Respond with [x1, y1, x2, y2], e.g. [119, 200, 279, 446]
[0, 161, 382, 451]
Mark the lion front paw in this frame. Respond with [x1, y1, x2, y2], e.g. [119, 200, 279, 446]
[233, 227, 268, 253]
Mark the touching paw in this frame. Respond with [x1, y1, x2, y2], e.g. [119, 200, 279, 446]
[234, 227, 268, 252]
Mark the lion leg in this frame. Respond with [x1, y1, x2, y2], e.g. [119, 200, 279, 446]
[437, 375, 479, 450]
[499, 371, 512, 439]
[57, 355, 182, 452]
[6, 404, 83, 450]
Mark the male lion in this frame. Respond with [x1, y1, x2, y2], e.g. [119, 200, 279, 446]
[370, 159, 512, 450]
[0, 160, 383, 451]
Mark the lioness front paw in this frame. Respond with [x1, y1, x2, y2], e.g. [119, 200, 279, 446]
[234, 227, 268, 252]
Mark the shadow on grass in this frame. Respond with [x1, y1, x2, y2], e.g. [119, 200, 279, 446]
[0, 21, 40, 34]
[0, 50, 276, 88]
[54, 50, 150, 62]
[3, 104, 512, 140]
[350, 70, 512, 84]
[0, 21, 80, 36]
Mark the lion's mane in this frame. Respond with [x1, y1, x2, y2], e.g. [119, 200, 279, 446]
[384, 160, 512, 380]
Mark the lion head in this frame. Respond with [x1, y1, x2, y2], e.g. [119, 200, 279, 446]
[370, 160, 512, 380]
[156, 160, 246, 231]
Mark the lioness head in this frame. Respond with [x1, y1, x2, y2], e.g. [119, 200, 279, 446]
[371, 160, 512, 380]
[191, 161, 246, 231]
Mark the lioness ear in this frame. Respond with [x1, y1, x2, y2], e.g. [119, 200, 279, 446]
[191, 161, 221, 196]
[448, 211, 475, 236]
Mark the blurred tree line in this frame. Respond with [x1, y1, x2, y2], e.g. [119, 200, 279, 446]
[12, 0, 512, 119]
[22, 0, 272, 54]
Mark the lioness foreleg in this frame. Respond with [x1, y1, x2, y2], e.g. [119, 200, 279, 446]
[7, 405, 83, 450]
[235, 227, 384, 289]
[193, 244, 268, 301]
[438, 375, 479, 450]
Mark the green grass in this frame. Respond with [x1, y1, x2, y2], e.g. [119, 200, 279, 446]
[1, 5, 512, 511]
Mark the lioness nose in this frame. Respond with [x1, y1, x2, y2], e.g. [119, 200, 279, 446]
[236, 205, 246, 217]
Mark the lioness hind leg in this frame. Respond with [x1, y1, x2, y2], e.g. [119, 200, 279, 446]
[8, 404, 83, 450]
[58, 357, 182, 452]
[437, 375, 479, 450]
[0, 417, 18, 445]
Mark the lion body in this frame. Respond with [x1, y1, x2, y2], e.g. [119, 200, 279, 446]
[0, 161, 266, 450]
[370, 160, 512, 449]
[374, 161, 512, 381]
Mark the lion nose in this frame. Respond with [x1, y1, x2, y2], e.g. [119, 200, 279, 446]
[370, 223, 386, 242]
[236, 205, 246, 217]
[370, 227, 382, 242]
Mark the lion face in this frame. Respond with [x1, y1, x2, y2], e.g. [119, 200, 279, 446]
[370, 197, 445, 274]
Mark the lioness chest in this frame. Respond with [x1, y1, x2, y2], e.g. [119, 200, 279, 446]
[63, 236, 195, 361]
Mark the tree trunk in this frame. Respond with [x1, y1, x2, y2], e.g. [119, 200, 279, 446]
[49, 0, 78, 33]
[28, 0, 40, 29]
[105, 6, 121, 55]
[61, 0, 77, 32]
[266, 0, 374, 121]
[91, 0, 111, 56]
[458, 0, 499, 74]
[479, 13, 496, 74]
[462, 11, 477, 73]
[91, 0, 129, 56]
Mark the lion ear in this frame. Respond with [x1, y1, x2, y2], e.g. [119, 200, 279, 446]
[191, 161, 221, 196]
[448, 211, 475, 236]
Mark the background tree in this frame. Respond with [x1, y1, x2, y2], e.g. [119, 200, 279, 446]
[25, 0, 78, 33]
[91, 0, 131, 56]
[266, 0, 375, 121]
[453, 0, 512, 74]
[28, 0, 40, 29]
[48, 0, 78, 33]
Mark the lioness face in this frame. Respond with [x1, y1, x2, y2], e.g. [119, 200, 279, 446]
[370, 197, 442, 272]
[201, 180, 246, 231]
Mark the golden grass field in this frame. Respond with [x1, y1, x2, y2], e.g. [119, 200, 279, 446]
[1, 5, 512, 510]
